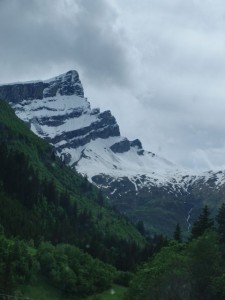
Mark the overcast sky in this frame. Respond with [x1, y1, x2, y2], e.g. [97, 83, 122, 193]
[1, 0, 225, 171]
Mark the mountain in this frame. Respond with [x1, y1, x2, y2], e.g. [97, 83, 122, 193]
[0, 98, 147, 260]
[1, 70, 225, 236]
[0, 99, 155, 298]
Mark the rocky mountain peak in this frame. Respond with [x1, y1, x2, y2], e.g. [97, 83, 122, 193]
[44, 70, 84, 98]
[0, 71, 121, 156]
[0, 70, 84, 104]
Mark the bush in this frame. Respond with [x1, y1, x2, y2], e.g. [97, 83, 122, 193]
[37, 242, 116, 297]
[114, 271, 134, 287]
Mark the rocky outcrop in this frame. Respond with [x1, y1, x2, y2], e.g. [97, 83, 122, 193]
[110, 139, 131, 153]
[54, 122, 120, 152]
[44, 70, 84, 98]
[0, 82, 48, 103]
[130, 139, 142, 149]
[0, 70, 121, 158]
[110, 138, 143, 154]
[0, 70, 84, 103]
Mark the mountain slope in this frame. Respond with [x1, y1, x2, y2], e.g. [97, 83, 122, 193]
[0, 99, 147, 267]
[1, 70, 225, 236]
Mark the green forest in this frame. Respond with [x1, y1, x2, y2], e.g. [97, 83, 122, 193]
[0, 100, 163, 299]
[126, 204, 225, 300]
[1, 98, 225, 300]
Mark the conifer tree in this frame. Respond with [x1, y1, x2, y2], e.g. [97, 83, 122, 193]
[136, 220, 146, 236]
[216, 203, 225, 243]
[191, 205, 214, 239]
[173, 223, 182, 242]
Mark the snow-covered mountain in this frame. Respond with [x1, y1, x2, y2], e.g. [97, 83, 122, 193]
[0, 71, 184, 181]
[1, 70, 225, 235]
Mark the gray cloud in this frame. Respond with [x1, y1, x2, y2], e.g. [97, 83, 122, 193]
[104, 0, 225, 170]
[1, 0, 225, 171]
[0, 0, 130, 85]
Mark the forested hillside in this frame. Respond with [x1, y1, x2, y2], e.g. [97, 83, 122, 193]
[2, 98, 224, 300]
[0, 99, 154, 298]
[126, 204, 225, 300]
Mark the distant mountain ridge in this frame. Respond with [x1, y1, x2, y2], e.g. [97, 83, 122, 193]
[1, 70, 225, 236]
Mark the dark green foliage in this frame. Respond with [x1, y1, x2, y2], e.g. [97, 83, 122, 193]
[126, 209, 225, 300]
[126, 230, 225, 300]
[191, 205, 214, 239]
[0, 101, 156, 300]
[173, 223, 182, 243]
[216, 203, 225, 243]
[0, 99, 147, 273]
[2, 147, 37, 208]
[211, 273, 225, 299]
[136, 220, 146, 236]
[125, 242, 191, 300]
[0, 230, 39, 294]
[188, 230, 223, 300]
[37, 242, 116, 296]
[114, 271, 134, 287]
[0, 99, 157, 299]
[96, 190, 105, 206]
[0, 228, 116, 298]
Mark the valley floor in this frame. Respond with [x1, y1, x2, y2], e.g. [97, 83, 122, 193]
[19, 279, 126, 300]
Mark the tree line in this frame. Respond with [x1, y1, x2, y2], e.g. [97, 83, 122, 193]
[126, 203, 225, 300]
[0, 226, 115, 297]
[0, 141, 168, 272]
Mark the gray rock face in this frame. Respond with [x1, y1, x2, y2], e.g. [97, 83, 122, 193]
[110, 139, 131, 153]
[44, 70, 84, 98]
[0, 82, 48, 103]
[110, 138, 144, 154]
[53, 111, 120, 152]
[38, 109, 84, 127]
[130, 139, 142, 149]
[0, 70, 121, 154]
[0, 70, 84, 103]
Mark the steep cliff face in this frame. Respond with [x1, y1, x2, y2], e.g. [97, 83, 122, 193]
[0, 71, 120, 159]
[0, 70, 83, 103]
[0, 70, 176, 179]
[1, 70, 225, 236]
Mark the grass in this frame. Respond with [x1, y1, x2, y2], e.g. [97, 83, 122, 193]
[85, 285, 127, 300]
[19, 280, 126, 300]
[19, 278, 64, 300]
